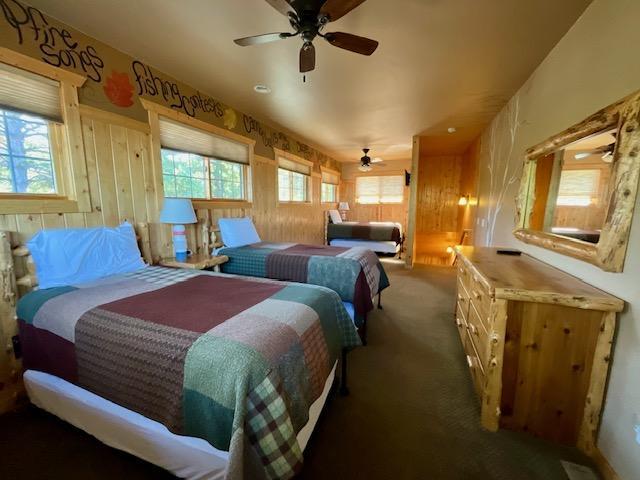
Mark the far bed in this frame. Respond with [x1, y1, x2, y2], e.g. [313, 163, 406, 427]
[325, 210, 404, 256]
[215, 218, 390, 344]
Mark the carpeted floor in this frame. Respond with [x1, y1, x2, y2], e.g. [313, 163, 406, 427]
[0, 261, 594, 479]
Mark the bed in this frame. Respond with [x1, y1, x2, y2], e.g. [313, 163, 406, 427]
[215, 218, 390, 341]
[11, 223, 360, 480]
[325, 210, 404, 256]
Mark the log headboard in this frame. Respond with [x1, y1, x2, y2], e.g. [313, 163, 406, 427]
[0, 222, 153, 413]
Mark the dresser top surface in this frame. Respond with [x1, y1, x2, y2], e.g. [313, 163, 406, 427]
[456, 246, 624, 312]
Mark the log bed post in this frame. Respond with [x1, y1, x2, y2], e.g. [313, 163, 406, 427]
[0, 231, 22, 413]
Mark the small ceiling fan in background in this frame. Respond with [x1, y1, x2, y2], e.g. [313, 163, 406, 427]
[574, 142, 616, 163]
[234, 0, 379, 74]
[359, 148, 384, 172]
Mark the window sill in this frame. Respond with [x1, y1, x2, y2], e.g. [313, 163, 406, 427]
[192, 199, 252, 210]
[0, 194, 86, 214]
[278, 201, 314, 206]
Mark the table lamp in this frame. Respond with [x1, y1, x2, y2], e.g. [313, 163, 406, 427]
[338, 202, 350, 221]
[160, 198, 196, 260]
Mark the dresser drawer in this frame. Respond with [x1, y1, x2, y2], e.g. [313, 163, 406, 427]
[468, 274, 492, 322]
[457, 261, 472, 292]
[456, 278, 470, 317]
[466, 301, 489, 369]
[463, 329, 485, 397]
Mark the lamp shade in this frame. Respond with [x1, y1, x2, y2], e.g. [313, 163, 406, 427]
[338, 202, 350, 211]
[159, 198, 197, 224]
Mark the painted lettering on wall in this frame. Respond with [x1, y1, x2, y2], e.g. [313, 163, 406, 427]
[132, 60, 224, 119]
[243, 114, 291, 151]
[0, 0, 105, 82]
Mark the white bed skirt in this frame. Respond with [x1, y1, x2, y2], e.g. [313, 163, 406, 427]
[24, 362, 337, 480]
[329, 239, 400, 254]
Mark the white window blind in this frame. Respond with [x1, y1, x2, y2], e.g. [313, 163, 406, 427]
[278, 156, 311, 176]
[556, 169, 599, 206]
[321, 170, 339, 185]
[356, 175, 404, 204]
[0, 63, 62, 123]
[159, 117, 249, 165]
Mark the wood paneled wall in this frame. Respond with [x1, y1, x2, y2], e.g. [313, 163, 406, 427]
[414, 152, 462, 265]
[0, 108, 333, 412]
[411, 137, 480, 265]
[0, 110, 330, 257]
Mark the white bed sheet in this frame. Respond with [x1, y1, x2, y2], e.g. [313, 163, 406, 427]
[330, 239, 400, 254]
[24, 362, 337, 480]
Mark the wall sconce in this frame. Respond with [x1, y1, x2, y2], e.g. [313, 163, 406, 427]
[458, 195, 469, 206]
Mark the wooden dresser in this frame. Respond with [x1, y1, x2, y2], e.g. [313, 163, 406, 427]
[454, 247, 624, 453]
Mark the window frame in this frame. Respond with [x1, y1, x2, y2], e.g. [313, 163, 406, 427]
[160, 147, 249, 202]
[355, 174, 405, 205]
[275, 148, 313, 205]
[0, 50, 90, 214]
[143, 99, 255, 209]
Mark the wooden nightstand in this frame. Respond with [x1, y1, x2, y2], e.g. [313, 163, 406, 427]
[159, 253, 229, 272]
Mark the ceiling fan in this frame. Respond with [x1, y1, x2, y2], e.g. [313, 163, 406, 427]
[233, 0, 379, 74]
[359, 148, 384, 171]
[574, 142, 616, 163]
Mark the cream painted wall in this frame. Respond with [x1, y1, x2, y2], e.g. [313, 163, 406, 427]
[474, 0, 640, 477]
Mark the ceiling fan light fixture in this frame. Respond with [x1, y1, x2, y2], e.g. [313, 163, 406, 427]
[358, 164, 372, 172]
[253, 84, 271, 94]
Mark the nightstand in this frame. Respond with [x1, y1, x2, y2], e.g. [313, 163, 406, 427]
[159, 253, 229, 272]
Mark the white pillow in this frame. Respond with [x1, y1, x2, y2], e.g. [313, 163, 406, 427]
[328, 210, 342, 224]
[218, 217, 261, 247]
[28, 222, 146, 289]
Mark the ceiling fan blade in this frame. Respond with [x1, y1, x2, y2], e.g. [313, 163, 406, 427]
[320, 0, 367, 21]
[264, 0, 295, 16]
[300, 42, 316, 73]
[325, 32, 378, 55]
[371, 157, 383, 163]
[234, 32, 292, 46]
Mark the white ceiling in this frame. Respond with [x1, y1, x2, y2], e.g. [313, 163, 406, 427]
[30, 0, 592, 161]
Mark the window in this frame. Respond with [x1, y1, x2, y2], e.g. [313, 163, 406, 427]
[161, 148, 246, 200]
[0, 55, 90, 214]
[277, 155, 311, 203]
[556, 169, 600, 206]
[0, 109, 56, 194]
[321, 168, 339, 203]
[321, 183, 337, 203]
[278, 168, 308, 202]
[159, 116, 250, 201]
[356, 175, 404, 204]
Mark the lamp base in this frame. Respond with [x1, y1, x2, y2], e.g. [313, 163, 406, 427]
[172, 224, 188, 260]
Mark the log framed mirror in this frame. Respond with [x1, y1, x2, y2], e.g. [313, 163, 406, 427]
[514, 90, 640, 272]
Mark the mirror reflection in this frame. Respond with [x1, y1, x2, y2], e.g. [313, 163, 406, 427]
[529, 129, 616, 244]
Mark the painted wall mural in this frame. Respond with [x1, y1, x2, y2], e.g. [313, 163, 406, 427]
[477, 94, 523, 246]
[0, 0, 340, 169]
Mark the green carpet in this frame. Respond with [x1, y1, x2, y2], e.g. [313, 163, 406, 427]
[0, 261, 594, 479]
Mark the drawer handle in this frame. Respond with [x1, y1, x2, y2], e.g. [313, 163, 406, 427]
[455, 318, 463, 327]
[469, 324, 477, 335]
[466, 355, 474, 368]
[472, 290, 481, 299]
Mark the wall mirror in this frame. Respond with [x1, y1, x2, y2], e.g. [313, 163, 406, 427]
[514, 90, 640, 272]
